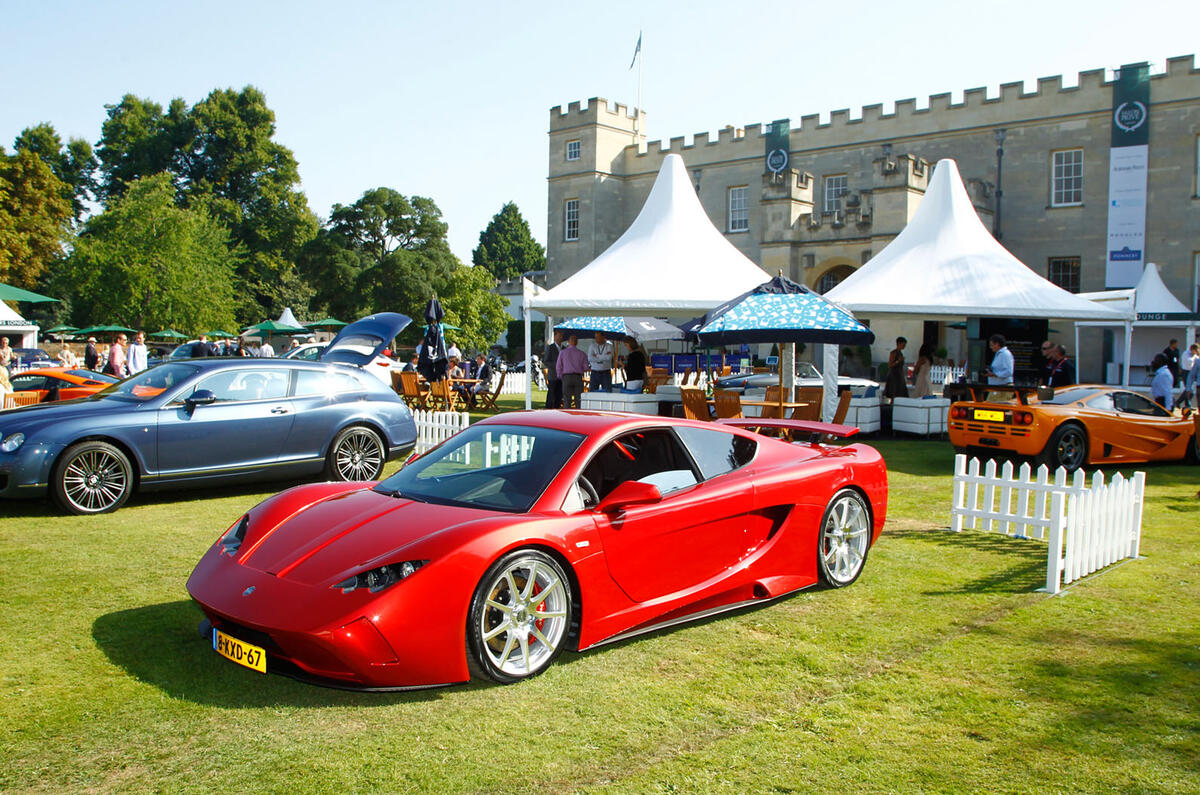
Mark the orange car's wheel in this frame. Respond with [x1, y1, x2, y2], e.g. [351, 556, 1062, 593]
[1037, 423, 1088, 472]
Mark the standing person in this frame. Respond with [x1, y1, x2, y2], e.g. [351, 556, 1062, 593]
[191, 334, 211, 357]
[556, 334, 588, 409]
[1038, 340, 1055, 385]
[621, 340, 647, 393]
[84, 337, 100, 370]
[446, 340, 462, 360]
[403, 353, 419, 372]
[587, 331, 614, 393]
[1178, 342, 1199, 409]
[0, 336, 12, 373]
[1162, 339, 1181, 387]
[543, 330, 563, 409]
[985, 334, 1014, 385]
[106, 333, 128, 378]
[1046, 344, 1076, 388]
[1150, 353, 1174, 411]
[57, 344, 78, 368]
[127, 331, 149, 374]
[258, 337, 275, 358]
[909, 342, 935, 397]
[884, 337, 908, 398]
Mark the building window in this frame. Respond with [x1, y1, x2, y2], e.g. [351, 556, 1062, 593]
[823, 174, 848, 213]
[1195, 135, 1200, 196]
[564, 199, 579, 241]
[727, 186, 749, 232]
[860, 249, 872, 264]
[693, 169, 702, 194]
[566, 140, 581, 161]
[1051, 149, 1083, 206]
[1048, 257, 1081, 293]
[816, 264, 855, 294]
[802, 253, 815, 269]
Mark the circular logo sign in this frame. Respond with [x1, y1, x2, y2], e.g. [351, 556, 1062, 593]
[1114, 101, 1147, 133]
[766, 148, 789, 174]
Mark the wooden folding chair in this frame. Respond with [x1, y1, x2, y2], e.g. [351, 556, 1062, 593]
[5, 391, 40, 409]
[679, 386, 712, 421]
[428, 378, 458, 412]
[474, 370, 505, 411]
[645, 369, 671, 394]
[712, 389, 743, 419]
[398, 371, 429, 409]
[831, 390, 852, 425]
[790, 387, 824, 422]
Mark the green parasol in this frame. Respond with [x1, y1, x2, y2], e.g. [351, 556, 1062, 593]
[204, 330, 237, 339]
[152, 329, 189, 340]
[305, 317, 348, 329]
[0, 283, 59, 303]
[241, 320, 308, 335]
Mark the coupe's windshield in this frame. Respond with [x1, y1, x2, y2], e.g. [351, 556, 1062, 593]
[375, 424, 585, 513]
[94, 363, 200, 402]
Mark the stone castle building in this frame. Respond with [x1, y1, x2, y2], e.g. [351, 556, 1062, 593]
[545, 55, 1199, 371]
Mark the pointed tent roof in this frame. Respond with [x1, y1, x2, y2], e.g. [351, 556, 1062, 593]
[530, 153, 767, 315]
[824, 159, 1128, 321]
[1077, 262, 1197, 322]
[276, 307, 303, 328]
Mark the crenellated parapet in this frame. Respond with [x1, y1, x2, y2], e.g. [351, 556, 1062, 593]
[554, 54, 1198, 163]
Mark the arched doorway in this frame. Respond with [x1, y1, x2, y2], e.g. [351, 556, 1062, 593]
[815, 263, 856, 294]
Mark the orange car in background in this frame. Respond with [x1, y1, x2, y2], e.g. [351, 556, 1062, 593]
[7, 367, 119, 403]
[947, 383, 1200, 471]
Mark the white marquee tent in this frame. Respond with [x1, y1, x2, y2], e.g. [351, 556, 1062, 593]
[0, 301, 40, 348]
[1076, 262, 1198, 385]
[523, 153, 769, 407]
[825, 159, 1130, 322]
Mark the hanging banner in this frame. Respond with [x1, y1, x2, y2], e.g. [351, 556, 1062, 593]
[1105, 63, 1150, 288]
[764, 119, 790, 175]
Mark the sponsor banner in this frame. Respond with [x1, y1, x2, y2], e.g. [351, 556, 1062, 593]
[1137, 312, 1199, 322]
[764, 119, 789, 175]
[1105, 62, 1150, 289]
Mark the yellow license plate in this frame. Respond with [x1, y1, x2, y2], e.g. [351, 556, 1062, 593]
[213, 628, 267, 673]
[973, 409, 1006, 423]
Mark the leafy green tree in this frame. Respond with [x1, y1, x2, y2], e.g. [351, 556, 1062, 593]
[472, 201, 545, 281]
[14, 123, 97, 221]
[0, 148, 73, 288]
[53, 173, 239, 332]
[94, 87, 318, 322]
[301, 188, 507, 350]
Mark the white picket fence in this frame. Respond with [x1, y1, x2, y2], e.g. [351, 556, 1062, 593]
[412, 409, 470, 453]
[492, 371, 536, 395]
[950, 454, 1145, 594]
[929, 364, 966, 385]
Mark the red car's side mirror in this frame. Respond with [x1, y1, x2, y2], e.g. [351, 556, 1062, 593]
[595, 480, 662, 513]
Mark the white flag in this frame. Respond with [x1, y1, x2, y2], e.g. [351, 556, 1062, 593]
[629, 32, 641, 70]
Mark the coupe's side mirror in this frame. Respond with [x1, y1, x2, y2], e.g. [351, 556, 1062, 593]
[595, 480, 662, 513]
[1036, 386, 1055, 402]
[185, 389, 217, 410]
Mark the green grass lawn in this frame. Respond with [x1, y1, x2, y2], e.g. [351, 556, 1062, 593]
[1, 406, 1197, 792]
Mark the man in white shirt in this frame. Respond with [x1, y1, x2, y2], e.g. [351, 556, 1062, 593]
[259, 339, 275, 358]
[587, 332, 614, 392]
[127, 331, 149, 374]
[985, 334, 1014, 385]
[1150, 353, 1174, 411]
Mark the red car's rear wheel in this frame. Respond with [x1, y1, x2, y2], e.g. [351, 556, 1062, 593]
[467, 549, 572, 684]
[817, 488, 871, 588]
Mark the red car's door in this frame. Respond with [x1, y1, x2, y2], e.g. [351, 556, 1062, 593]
[587, 427, 767, 603]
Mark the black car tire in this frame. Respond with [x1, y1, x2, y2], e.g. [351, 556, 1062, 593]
[816, 488, 872, 588]
[467, 549, 572, 684]
[1037, 423, 1088, 472]
[325, 426, 386, 482]
[52, 440, 133, 515]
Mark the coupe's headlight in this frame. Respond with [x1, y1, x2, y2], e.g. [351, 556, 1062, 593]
[334, 560, 426, 594]
[0, 433, 25, 453]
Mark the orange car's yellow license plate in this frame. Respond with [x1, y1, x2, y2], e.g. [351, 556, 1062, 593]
[213, 628, 267, 673]
[973, 409, 1005, 423]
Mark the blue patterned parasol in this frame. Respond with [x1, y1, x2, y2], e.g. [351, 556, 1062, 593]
[694, 275, 874, 346]
[554, 316, 685, 342]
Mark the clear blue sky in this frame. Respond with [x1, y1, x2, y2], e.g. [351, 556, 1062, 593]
[3, 0, 1197, 264]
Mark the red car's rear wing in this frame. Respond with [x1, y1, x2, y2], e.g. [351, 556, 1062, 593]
[715, 417, 860, 441]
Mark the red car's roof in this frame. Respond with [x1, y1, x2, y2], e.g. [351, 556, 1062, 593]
[473, 409, 718, 436]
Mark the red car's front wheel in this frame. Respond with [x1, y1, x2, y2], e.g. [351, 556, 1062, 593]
[817, 488, 871, 588]
[467, 549, 572, 684]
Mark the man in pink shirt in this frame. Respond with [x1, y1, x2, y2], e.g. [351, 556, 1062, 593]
[555, 334, 589, 409]
[107, 333, 128, 378]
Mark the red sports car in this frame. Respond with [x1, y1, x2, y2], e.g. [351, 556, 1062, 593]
[188, 411, 888, 690]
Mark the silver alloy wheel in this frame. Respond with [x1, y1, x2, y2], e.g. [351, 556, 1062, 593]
[819, 490, 870, 587]
[62, 447, 130, 513]
[1054, 426, 1086, 470]
[332, 427, 384, 481]
[478, 556, 569, 678]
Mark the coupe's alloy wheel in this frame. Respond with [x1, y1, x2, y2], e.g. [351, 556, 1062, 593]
[818, 489, 871, 587]
[473, 552, 570, 681]
[54, 442, 132, 514]
[330, 427, 384, 481]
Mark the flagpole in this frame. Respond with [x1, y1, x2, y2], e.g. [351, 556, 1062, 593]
[637, 35, 643, 147]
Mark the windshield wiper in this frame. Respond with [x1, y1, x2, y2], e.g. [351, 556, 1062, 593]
[381, 487, 426, 502]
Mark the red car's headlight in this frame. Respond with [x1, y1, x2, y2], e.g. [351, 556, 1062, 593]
[334, 560, 427, 594]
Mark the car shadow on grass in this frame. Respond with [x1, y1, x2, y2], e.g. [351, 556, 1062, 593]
[885, 526, 1048, 595]
[2, 478, 320, 519]
[92, 600, 461, 707]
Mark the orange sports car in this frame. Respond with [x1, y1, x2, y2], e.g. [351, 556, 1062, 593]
[7, 367, 119, 403]
[947, 384, 1200, 471]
